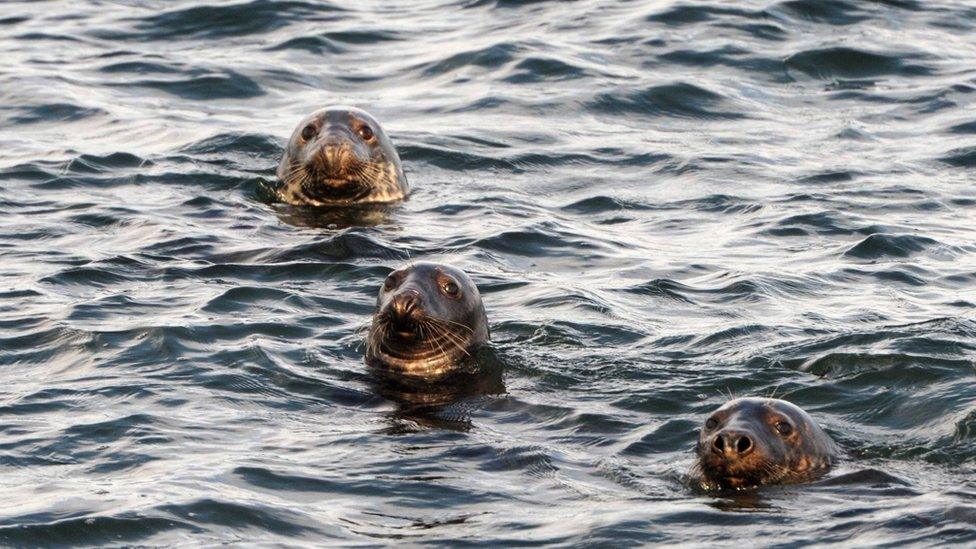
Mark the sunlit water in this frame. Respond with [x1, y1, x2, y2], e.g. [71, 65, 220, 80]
[1, 0, 975, 544]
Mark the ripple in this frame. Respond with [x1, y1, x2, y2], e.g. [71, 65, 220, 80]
[60, 152, 148, 174]
[941, 146, 976, 167]
[843, 233, 941, 259]
[157, 499, 318, 536]
[587, 82, 746, 119]
[816, 468, 911, 487]
[397, 143, 516, 171]
[624, 278, 765, 306]
[0, 515, 200, 546]
[98, 61, 182, 74]
[114, 70, 265, 100]
[947, 120, 976, 135]
[503, 56, 588, 83]
[181, 132, 281, 156]
[0, 16, 30, 26]
[798, 352, 971, 378]
[773, 0, 872, 25]
[785, 47, 933, 80]
[657, 46, 782, 74]
[235, 466, 368, 495]
[116, 1, 339, 40]
[646, 5, 756, 26]
[420, 42, 521, 77]
[562, 195, 656, 214]
[465, 224, 602, 257]
[200, 286, 305, 314]
[478, 446, 557, 475]
[765, 210, 881, 237]
[40, 267, 137, 288]
[9, 103, 107, 124]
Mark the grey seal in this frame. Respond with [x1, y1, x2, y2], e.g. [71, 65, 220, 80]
[277, 106, 407, 205]
[691, 397, 839, 490]
[365, 263, 489, 380]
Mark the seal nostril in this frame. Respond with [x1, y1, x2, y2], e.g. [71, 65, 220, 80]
[391, 291, 421, 318]
[736, 435, 752, 455]
[712, 435, 725, 453]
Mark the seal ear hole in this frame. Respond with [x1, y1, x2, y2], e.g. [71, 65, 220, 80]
[775, 421, 793, 436]
[301, 124, 317, 141]
[357, 125, 375, 141]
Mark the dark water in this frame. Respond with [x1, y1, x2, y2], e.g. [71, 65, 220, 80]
[1, 0, 975, 545]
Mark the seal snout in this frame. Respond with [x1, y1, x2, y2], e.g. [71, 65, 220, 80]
[390, 289, 422, 318]
[309, 137, 359, 180]
[712, 430, 754, 459]
[386, 289, 424, 338]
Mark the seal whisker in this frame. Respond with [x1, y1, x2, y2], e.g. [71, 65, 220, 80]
[419, 319, 456, 355]
[366, 315, 391, 360]
[420, 319, 452, 361]
[436, 326, 472, 358]
[429, 316, 475, 336]
[424, 317, 473, 357]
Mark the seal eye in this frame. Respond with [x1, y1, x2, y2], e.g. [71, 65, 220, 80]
[301, 124, 317, 141]
[776, 422, 793, 436]
[357, 125, 374, 141]
[442, 281, 460, 297]
[383, 274, 399, 291]
[705, 417, 718, 430]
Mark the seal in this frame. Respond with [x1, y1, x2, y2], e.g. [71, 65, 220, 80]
[277, 106, 408, 206]
[691, 397, 839, 491]
[365, 263, 489, 380]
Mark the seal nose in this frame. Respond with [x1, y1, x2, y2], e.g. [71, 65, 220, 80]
[390, 290, 422, 320]
[313, 137, 355, 175]
[322, 137, 349, 167]
[712, 431, 753, 459]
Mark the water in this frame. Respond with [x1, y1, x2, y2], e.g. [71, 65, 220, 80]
[1, 0, 975, 544]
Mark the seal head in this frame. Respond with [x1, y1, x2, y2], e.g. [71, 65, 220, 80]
[366, 263, 489, 380]
[277, 106, 407, 205]
[692, 397, 839, 491]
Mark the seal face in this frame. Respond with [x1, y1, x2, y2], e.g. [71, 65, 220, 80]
[365, 263, 489, 380]
[277, 106, 408, 206]
[691, 397, 839, 491]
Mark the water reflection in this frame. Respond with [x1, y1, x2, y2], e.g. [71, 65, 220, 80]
[272, 203, 397, 230]
[370, 347, 506, 433]
[256, 179, 398, 229]
[703, 491, 774, 512]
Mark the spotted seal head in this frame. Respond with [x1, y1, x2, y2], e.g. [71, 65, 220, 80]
[365, 263, 489, 380]
[691, 397, 839, 491]
[277, 106, 408, 206]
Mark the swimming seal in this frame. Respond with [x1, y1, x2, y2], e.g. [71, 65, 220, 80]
[277, 106, 407, 205]
[365, 263, 489, 380]
[691, 397, 839, 491]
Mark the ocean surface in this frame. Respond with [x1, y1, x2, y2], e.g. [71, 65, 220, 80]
[1, 0, 975, 545]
